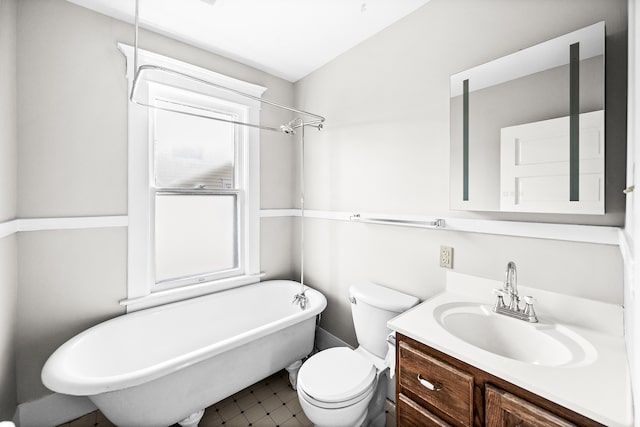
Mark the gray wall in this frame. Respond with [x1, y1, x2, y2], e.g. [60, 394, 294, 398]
[295, 0, 626, 346]
[0, 236, 17, 420]
[15, 0, 297, 404]
[0, 0, 17, 223]
[16, 229, 127, 404]
[0, 0, 18, 419]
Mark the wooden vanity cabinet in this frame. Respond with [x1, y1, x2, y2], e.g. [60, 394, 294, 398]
[395, 334, 603, 427]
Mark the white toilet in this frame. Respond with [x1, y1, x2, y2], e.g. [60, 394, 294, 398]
[296, 283, 419, 427]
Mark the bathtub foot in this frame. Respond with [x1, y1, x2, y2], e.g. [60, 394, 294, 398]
[178, 409, 204, 427]
[285, 359, 303, 390]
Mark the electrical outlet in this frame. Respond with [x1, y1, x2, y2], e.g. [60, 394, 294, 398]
[440, 246, 453, 269]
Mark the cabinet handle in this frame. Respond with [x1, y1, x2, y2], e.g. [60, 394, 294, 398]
[417, 374, 443, 391]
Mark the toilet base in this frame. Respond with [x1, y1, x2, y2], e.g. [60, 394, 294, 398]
[352, 410, 368, 427]
[364, 370, 388, 427]
[367, 409, 386, 427]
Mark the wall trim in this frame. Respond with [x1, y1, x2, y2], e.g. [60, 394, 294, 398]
[0, 219, 18, 239]
[260, 209, 621, 245]
[18, 216, 128, 232]
[442, 216, 619, 245]
[0, 216, 128, 239]
[15, 393, 96, 427]
[260, 209, 301, 218]
[0, 211, 622, 246]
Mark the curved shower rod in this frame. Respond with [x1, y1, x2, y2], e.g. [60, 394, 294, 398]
[130, 0, 325, 134]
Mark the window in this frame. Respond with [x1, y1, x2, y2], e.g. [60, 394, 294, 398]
[150, 86, 247, 291]
[120, 44, 263, 311]
[155, 193, 237, 284]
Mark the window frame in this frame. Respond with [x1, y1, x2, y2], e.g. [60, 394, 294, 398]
[119, 44, 263, 312]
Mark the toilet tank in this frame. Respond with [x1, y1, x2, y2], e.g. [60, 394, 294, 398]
[349, 283, 419, 358]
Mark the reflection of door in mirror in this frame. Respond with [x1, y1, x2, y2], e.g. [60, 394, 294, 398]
[449, 22, 605, 214]
[500, 110, 604, 214]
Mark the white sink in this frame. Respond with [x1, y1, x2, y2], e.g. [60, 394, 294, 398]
[433, 302, 597, 367]
[387, 272, 632, 427]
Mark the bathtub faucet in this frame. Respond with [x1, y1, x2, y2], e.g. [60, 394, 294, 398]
[292, 291, 309, 310]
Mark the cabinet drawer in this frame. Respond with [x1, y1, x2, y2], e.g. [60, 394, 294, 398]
[399, 342, 474, 426]
[398, 393, 452, 427]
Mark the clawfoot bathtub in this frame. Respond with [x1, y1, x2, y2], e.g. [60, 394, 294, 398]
[42, 280, 326, 426]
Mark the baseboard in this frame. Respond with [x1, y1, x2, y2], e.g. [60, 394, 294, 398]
[315, 327, 353, 351]
[15, 393, 96, 427]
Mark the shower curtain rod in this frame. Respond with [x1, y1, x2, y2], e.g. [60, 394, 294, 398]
[130, 0, 325, 134]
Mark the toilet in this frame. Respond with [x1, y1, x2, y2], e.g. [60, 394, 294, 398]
[296, 283, 419, 427]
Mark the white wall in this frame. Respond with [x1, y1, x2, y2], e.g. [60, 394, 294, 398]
[295, 0, 627, 345]
[0, 0, 18, 419]
[14, 0, 297, 404]
[625, 0, 640, 423]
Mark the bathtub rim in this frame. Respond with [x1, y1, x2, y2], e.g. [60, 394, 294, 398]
[41, 280, 326, 396]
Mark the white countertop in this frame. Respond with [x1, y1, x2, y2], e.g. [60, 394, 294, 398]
[388, 272, 633, 427]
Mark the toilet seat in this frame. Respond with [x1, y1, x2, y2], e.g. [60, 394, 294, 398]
[297, 347, 376, 408]
[298, 379, 376, 410]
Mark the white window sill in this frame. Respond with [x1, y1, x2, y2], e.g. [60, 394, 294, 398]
[120, 273, 265, 312]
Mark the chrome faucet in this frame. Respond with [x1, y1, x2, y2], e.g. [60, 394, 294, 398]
[504, 261, 519, 310]
[292, 291, 309, 310]
[492, 261, 538, 323]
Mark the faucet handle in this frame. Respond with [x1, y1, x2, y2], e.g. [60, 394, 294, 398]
[523, 296, 538, 323]
[492, 288, 507, 309]
[492, 288, 507, 297]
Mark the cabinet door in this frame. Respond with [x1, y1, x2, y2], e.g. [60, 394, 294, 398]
[486, 385, 576, 427]
[398, 393, 452, 427]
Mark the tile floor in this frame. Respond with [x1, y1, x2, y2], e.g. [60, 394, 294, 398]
[58, 370, 397, 427]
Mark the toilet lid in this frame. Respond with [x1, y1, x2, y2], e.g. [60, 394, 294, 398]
[298, 347, 376, 403]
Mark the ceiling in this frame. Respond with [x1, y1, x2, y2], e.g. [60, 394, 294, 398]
[66, 0, 430, 82]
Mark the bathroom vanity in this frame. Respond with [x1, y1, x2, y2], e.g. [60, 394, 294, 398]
[396, 334, 601, 426]
[388, 272, 632, 427]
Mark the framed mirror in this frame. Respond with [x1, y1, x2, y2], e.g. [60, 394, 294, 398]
[450, 22, 605, 214]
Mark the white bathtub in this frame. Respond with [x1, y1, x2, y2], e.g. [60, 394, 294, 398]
[41, 280, 326, 426]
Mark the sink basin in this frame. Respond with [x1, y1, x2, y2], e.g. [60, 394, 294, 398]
[434, 302, 596, 367]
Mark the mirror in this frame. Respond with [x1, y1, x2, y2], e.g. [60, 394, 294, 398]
[450, 22, 605, 214]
